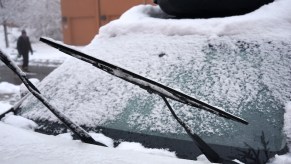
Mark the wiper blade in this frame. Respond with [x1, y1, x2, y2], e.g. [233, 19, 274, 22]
[0, 93, 30, 120]
[40, 37, 248, 125]
[0, 50, 107, 147]
[40, 37, 244, 163]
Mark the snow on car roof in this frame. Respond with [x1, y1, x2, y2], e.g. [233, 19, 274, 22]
[99, 0, 291, 38]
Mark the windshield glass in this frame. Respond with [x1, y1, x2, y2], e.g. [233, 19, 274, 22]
[19, 35, 290, 153]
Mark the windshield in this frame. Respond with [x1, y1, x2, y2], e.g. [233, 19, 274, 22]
[98, 38, 288, 151]
[19, 35, 290, 154]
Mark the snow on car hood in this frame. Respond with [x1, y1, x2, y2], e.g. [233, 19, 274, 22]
[19, 0, 291, 150]
[0, 123, 194, 164]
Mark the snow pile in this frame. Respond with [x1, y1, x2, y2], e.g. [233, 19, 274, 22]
[99, 0, 291, 38]
[56, 132, 74, 140]
[0, 81, 21, 107]
[89, 132, 115, 148]
[0, 123, 195, 164]
[116, 142, 177, 158]
[1, 115, 38, 130]
[268, 154, 291, 164]
[0, 102, 12, 114]
[0, 82, 20, 94]
[195, 155, 214, 164]
[57, 132, 114, 147]
[56, 132, 176, 158]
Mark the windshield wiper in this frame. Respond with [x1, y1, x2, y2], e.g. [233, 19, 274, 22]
[0, 50, 107, 147]
[0, 93, 30, 120]
[161, 96, 238, 163]
[40, 37, 247, 163]
[40, 37, 248, 125]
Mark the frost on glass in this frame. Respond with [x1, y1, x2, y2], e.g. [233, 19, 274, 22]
[19, 35, 291, 151]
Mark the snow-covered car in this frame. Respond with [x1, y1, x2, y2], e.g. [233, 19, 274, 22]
[16, 0, 291, 163]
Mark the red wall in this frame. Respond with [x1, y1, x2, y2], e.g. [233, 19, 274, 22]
[61, 0, 154, 45]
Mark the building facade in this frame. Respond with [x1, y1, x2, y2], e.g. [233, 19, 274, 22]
[61, 0, 154, 45]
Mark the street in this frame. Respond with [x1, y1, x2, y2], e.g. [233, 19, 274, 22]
[0, 65, 57, 85]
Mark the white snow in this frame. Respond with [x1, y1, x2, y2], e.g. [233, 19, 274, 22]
[116, 142, 177, 158]
[0, 82, 20, 94]
[56, 132, 115, 148]
[89, 132, 115, 148]
[56, 132, 74, 140]
[196, 155, 215, 164]
[17, 0, 291, 152]
[0, 82, 20, 113]
[0, 122, 198, 164]
[268, 154, 291, 164]
[1, 0, 291, 163]
[0, 27, 70, 67]
[0, 102, 12, 114]
[99, 0, 291, 38]
[55, 132, 177, 158]
[1, 114, 38, 130]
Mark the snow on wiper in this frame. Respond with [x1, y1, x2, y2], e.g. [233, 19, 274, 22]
[0, 94, 30, 120]
[0, 50, 107, 147]
[40, 37, 247, 163]
[40, 37, 248, 125]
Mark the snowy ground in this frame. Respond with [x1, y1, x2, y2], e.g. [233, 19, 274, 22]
[0, 122, 199, 164]
[0, 27, 70, 67]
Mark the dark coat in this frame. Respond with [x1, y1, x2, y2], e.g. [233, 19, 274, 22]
[17, 35, 33, 55]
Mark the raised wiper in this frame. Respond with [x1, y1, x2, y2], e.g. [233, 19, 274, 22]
[40, 37, 246, 163]
[0, 50, 107, 147]
[40, 37, 248, 125]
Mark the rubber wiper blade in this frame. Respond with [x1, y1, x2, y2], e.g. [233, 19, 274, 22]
[40, 37, 248, 125]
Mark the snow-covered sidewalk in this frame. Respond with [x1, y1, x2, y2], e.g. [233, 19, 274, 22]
[0, 27, 70, 67]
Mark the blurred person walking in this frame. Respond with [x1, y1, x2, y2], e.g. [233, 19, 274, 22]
[17, 30, 33, 71]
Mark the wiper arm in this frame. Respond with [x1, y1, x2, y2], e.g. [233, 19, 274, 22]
[161, 96, 237, 163]
[0, 93, 30, 120]
[0, 50, 107, 147]
[40, 37, 248, 125]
